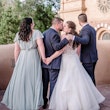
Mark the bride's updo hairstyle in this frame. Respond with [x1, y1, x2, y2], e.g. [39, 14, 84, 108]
[18, 17, 33, 41]
[66, 21, 79, 49]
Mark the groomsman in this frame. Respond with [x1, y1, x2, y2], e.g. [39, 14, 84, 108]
[74, 13, 98, 85]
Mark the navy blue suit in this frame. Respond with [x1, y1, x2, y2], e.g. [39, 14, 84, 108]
[74, 24, 98, 85]
[42, 28, 69, 105]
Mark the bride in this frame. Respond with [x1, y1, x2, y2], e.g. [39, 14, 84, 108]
[46, 21, 105, 110]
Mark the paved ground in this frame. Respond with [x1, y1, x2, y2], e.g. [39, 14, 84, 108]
[0, 84, 110, 110]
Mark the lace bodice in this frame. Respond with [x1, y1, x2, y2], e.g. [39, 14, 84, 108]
[63, 41, 77, 55]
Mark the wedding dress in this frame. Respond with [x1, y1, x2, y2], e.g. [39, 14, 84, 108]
[49, 43, 105, 110]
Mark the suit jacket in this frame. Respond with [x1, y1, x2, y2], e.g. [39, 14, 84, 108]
[42, 28, 69, 69]
[74, 24, 98, 63]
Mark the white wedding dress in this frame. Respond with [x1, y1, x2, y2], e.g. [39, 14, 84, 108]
[49, 43, 105, 110]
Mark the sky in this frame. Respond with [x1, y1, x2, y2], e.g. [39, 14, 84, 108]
[20, 0, 25, 2]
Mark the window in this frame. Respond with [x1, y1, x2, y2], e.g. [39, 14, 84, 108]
[102, 32, 110, 40]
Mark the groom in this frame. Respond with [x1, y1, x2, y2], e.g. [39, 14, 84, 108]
[72, 13, 98, 85]
[42, 17, 69, 109]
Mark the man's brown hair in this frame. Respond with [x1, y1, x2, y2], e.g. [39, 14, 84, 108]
[51, 17, 64, 25]
[78, 13, 87, 23]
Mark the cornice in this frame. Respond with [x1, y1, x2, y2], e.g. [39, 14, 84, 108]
[62, 0, 81, 4]
[59, 7, 82, 13]
[60, 0, 87, 13]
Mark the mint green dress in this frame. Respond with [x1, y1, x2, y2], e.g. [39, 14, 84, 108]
[1, 30, 44, 110]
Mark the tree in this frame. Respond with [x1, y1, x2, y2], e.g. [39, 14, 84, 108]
[14, 0, 55, 32]
[34, 4, 55, 32]
[0, 0, 58, 44]
[0, 7, 20, 44]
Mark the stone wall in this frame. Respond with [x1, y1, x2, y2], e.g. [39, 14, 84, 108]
[0, 41, 110, 89]
[59, 0, 110, 30]
[0, 44, 14, 90]
[96, 41, 110, 84]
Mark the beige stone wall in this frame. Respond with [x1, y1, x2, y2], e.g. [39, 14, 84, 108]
[85, 0, 110, 23]
[0, 40, 110, 89]
[96, 41, 110, 84]
[0, 44, 14, 90]
[59, 0, 82, 31]
[59, 0, 110, 31]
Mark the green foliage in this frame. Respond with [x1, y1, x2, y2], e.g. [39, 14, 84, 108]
[0, 0, 58, 44]
[0, 7, 20, 44]
[34, 4, 54, 32]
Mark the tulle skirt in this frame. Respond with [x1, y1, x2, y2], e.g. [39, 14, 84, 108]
[49, 52, 105, 110]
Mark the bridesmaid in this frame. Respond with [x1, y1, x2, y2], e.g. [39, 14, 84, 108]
[1, 17, 45, 110]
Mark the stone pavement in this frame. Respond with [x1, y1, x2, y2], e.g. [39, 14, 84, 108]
[0, 84, 110, 110]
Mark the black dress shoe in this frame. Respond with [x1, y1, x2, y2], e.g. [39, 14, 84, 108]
[43, 103, 48, 109]
[43, 98, 48, 109]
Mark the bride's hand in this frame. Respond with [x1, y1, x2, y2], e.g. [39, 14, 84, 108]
[45, 57, 53, 65]
[42, 58, 46, 64]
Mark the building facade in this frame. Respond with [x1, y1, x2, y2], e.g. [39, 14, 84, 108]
[59, 0, 110, 84]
